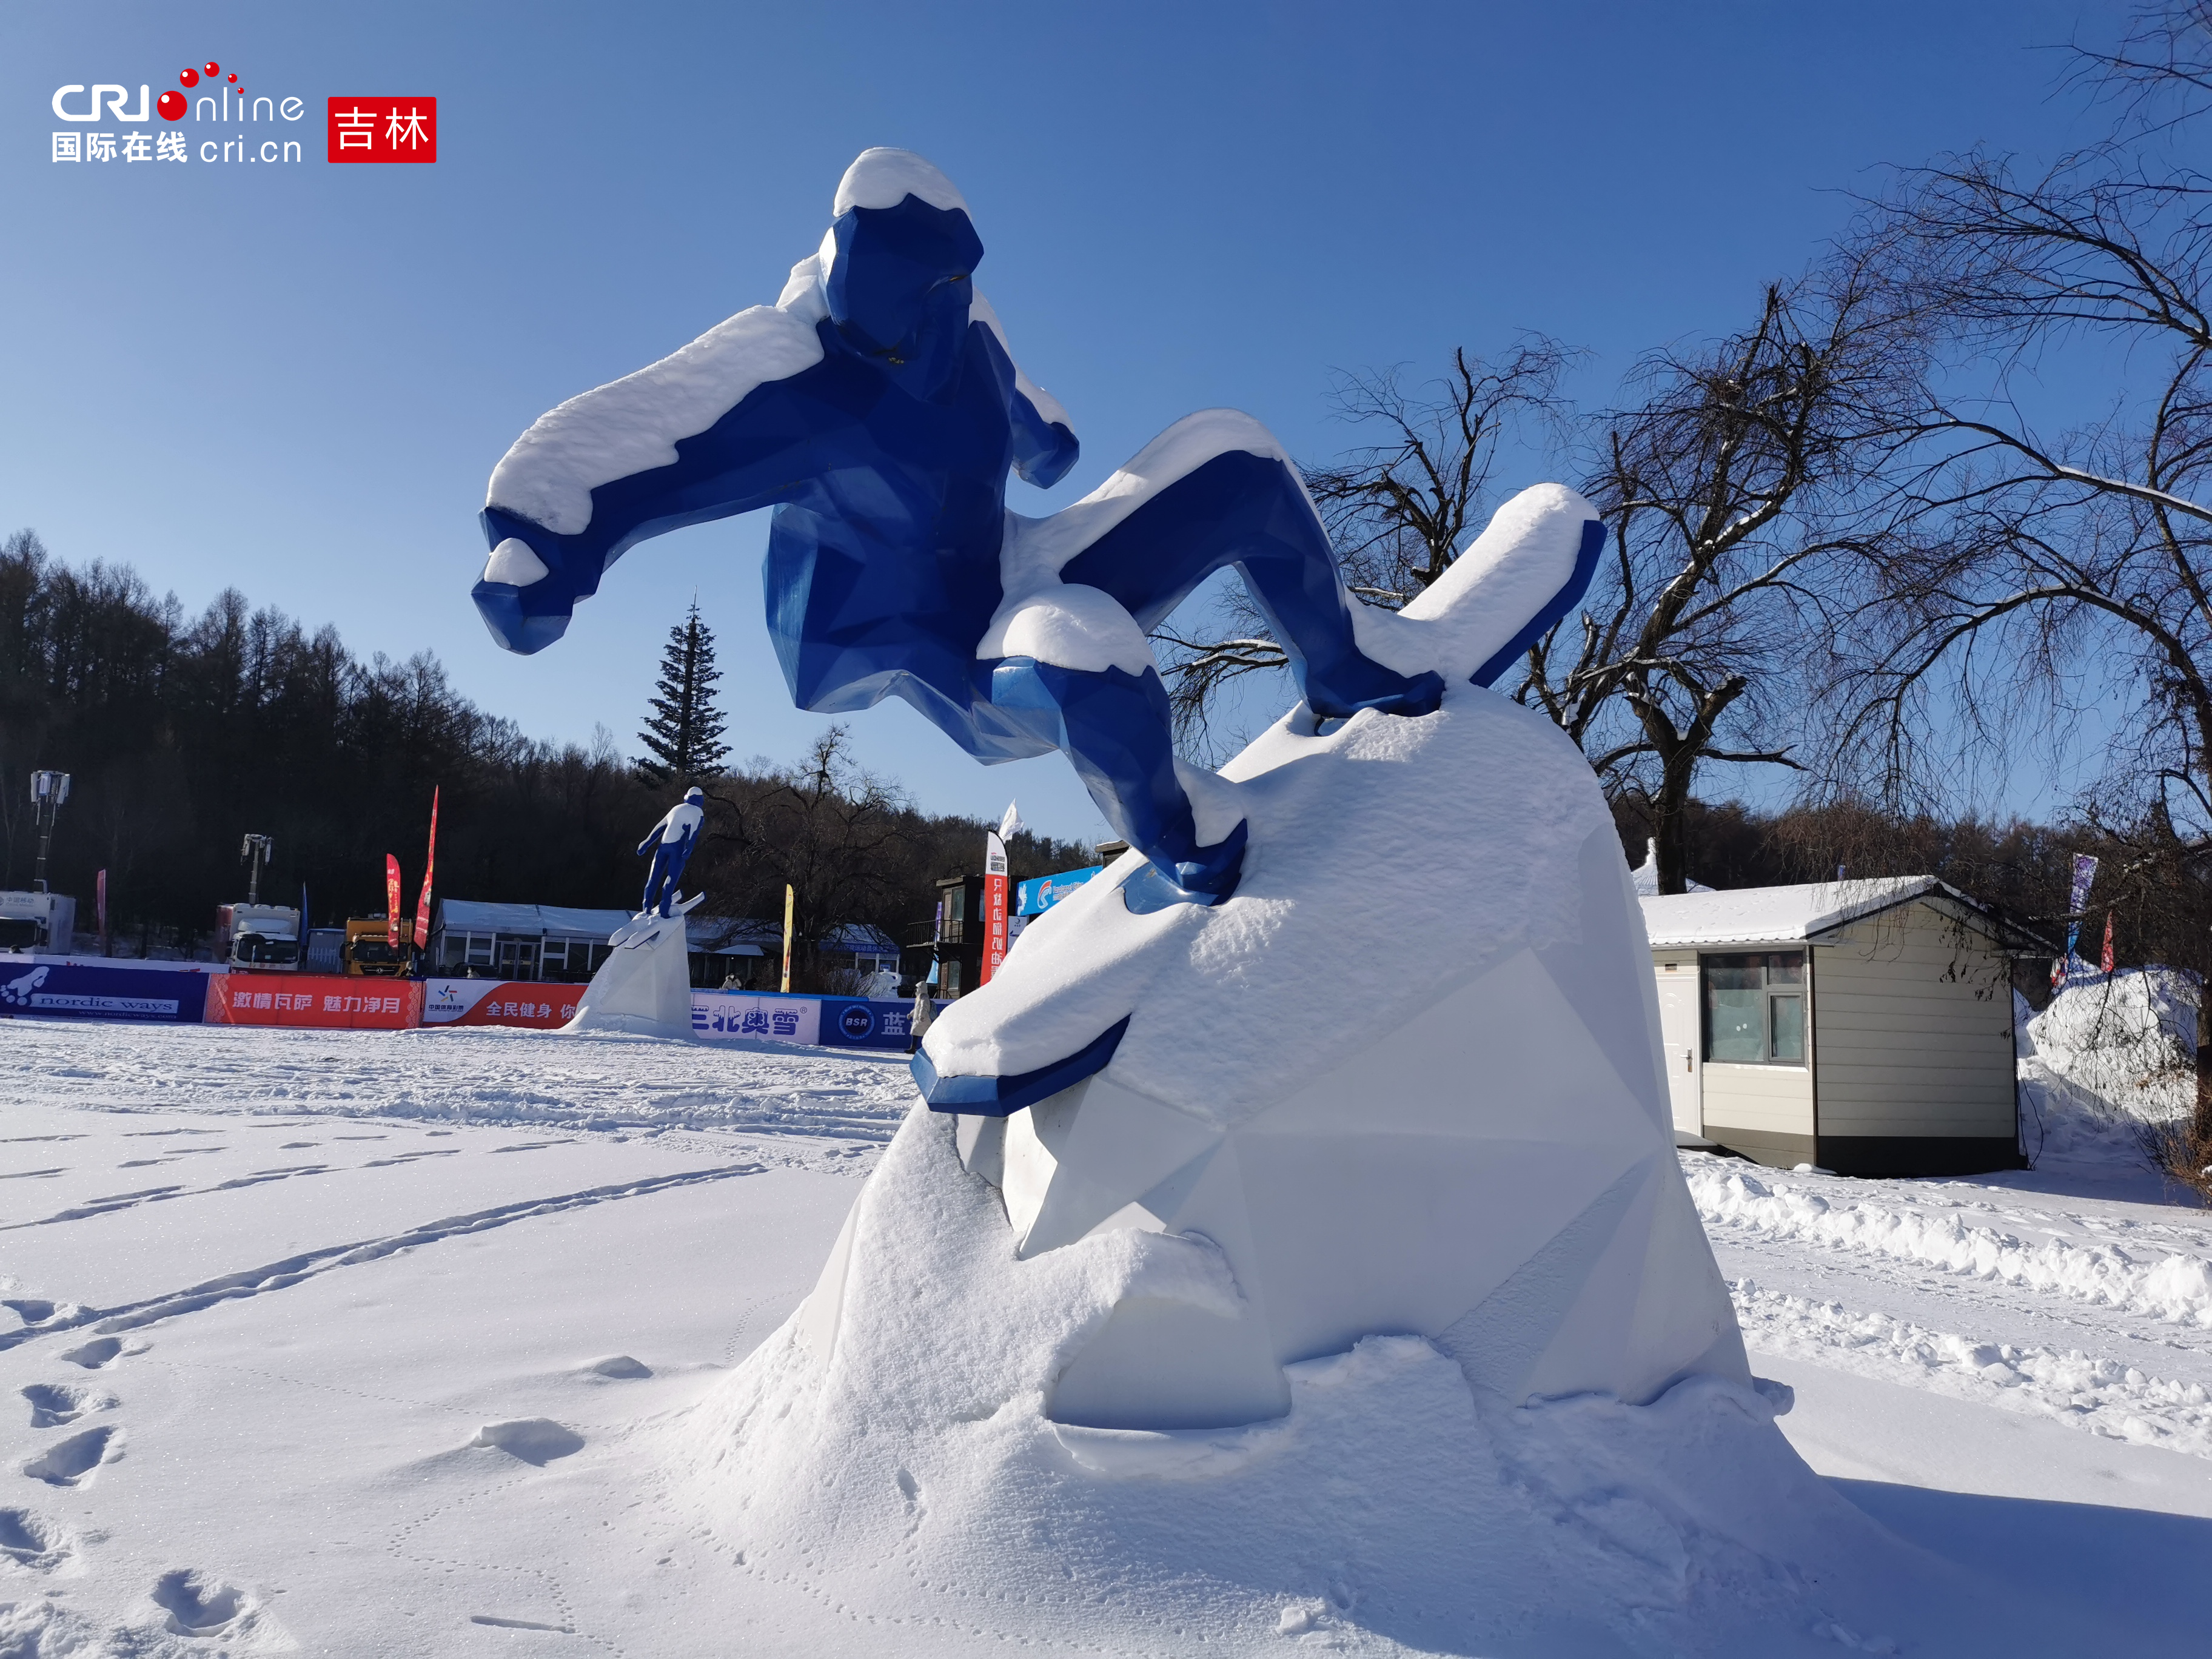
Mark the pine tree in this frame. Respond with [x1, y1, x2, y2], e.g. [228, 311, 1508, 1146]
[636, 600, 730, 785]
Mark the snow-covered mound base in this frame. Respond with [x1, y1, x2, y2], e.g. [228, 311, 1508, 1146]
[644, 688, 2137, 1650]
[659, 1106, 2089, 1655]
[920, 690, 1744, 1429]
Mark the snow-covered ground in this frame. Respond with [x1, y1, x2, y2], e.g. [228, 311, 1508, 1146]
[3, 1017, 2209, 1654]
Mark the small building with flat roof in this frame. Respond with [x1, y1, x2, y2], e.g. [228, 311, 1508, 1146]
[1639, 878, 2049, 1177]
[430, 899, 895, 988]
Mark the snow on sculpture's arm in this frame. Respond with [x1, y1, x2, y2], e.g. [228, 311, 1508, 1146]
[968, 291, 1078, 490]
[474, 256, 839, 655]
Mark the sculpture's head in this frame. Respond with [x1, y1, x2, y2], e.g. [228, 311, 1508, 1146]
[683, 786, 705, 806]
[825, 150, 983, 400]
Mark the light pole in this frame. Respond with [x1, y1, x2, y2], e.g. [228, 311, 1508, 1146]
[29, 771, 70, 894]
[240, 834, 274, 905]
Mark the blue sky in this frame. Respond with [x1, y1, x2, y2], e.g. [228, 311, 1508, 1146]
[3, 0, 2108, 846]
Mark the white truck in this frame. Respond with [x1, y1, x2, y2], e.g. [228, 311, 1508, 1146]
[0, 891, 76, 953]
[216, 903, 302, 971]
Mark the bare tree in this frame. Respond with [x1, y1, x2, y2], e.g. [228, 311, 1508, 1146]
[1522, 268, 1930, 893]
[1150, 340, 1574, 762]
[2066, 0, 2212, 134]
[705, 725, 908, 988]
[1838, 1, 2212, 1165]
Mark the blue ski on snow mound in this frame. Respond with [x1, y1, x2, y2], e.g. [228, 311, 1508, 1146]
[913, 1016, 1130, 1116]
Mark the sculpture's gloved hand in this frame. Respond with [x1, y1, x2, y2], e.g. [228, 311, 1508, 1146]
[473, 507, 581, 655]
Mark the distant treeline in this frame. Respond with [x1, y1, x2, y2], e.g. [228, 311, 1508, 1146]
[5, 529, 2191, 994]
[0, 531, 1088, 968]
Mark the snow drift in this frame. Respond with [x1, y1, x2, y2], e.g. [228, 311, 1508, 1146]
[662, 1103, 2120, 1654]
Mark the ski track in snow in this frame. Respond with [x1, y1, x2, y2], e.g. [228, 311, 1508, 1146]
[1687, 1155, 2212, 1459]
[0, 1162, 768, 1352]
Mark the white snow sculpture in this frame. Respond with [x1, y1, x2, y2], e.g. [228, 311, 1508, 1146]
[562, 894, 703, 1039]
[877, 674, 1747, 1430]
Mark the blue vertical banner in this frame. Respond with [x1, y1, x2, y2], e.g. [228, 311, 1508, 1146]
[2054, 854, 2099, 988]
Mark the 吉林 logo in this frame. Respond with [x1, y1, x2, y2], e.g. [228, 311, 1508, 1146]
[326, 98, 438, 163]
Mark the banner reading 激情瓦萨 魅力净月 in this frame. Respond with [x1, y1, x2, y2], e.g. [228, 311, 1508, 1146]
[206, 973, 420, 1029]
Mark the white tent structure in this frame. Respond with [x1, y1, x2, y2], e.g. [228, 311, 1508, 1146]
[1628, 837, 1712, 896]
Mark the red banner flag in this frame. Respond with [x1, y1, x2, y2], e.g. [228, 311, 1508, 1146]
[979, 832, 1010, 987]
[2101, 911, 2116, 975]
[413, 786, 439, 950]
[385, 855, 402, 948]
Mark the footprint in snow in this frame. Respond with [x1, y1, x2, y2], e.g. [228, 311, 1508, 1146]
[0, 1506, 70, 1569]
[59, 1338, 125, 1370]
[22, 1383, 104, 1428]
[2, 1299, 56, 1326]
[22, 1425, 116, 1487]
[152, 1569, 249, 1635]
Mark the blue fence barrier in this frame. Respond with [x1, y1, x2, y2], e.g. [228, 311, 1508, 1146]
[0, 959, 214, 1022]
[691, 991, 937, 1050]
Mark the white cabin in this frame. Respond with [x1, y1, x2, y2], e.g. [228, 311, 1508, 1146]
[1640, 878, 2047, 1176]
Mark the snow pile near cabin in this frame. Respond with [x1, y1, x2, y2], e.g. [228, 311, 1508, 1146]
[2017, 970, 2200, 1166]
[655, 1104, 2090, 1656]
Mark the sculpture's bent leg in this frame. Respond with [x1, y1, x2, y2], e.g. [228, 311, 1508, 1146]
[1050, 431, 1444, 720]
[988, 659, 1245, 902]
[642, 840, 685, 917]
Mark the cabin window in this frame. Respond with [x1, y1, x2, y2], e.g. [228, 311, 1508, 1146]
[1702, 953, 1806, 1065]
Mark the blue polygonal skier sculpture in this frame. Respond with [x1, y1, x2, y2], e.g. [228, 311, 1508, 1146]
[476, 149, 1603, 904]
[638, 787, 705, 918]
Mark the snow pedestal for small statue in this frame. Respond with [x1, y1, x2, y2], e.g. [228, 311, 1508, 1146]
[561, 894, 702, 1039]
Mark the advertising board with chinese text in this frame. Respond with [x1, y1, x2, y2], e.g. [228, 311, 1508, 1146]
[1015, 865, 1103, 916]
[690, 992, 935, 1051]
[205, 973, 421, 1029]
[421, 978, 579, 1029]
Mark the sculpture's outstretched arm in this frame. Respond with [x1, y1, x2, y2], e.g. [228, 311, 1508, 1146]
[475, 294, 838, 655]
[970, 293, 1078, 489]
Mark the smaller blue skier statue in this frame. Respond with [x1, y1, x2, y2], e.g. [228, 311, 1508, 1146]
[477, 150, 1601, 907]
[638, 787, 705, 918]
